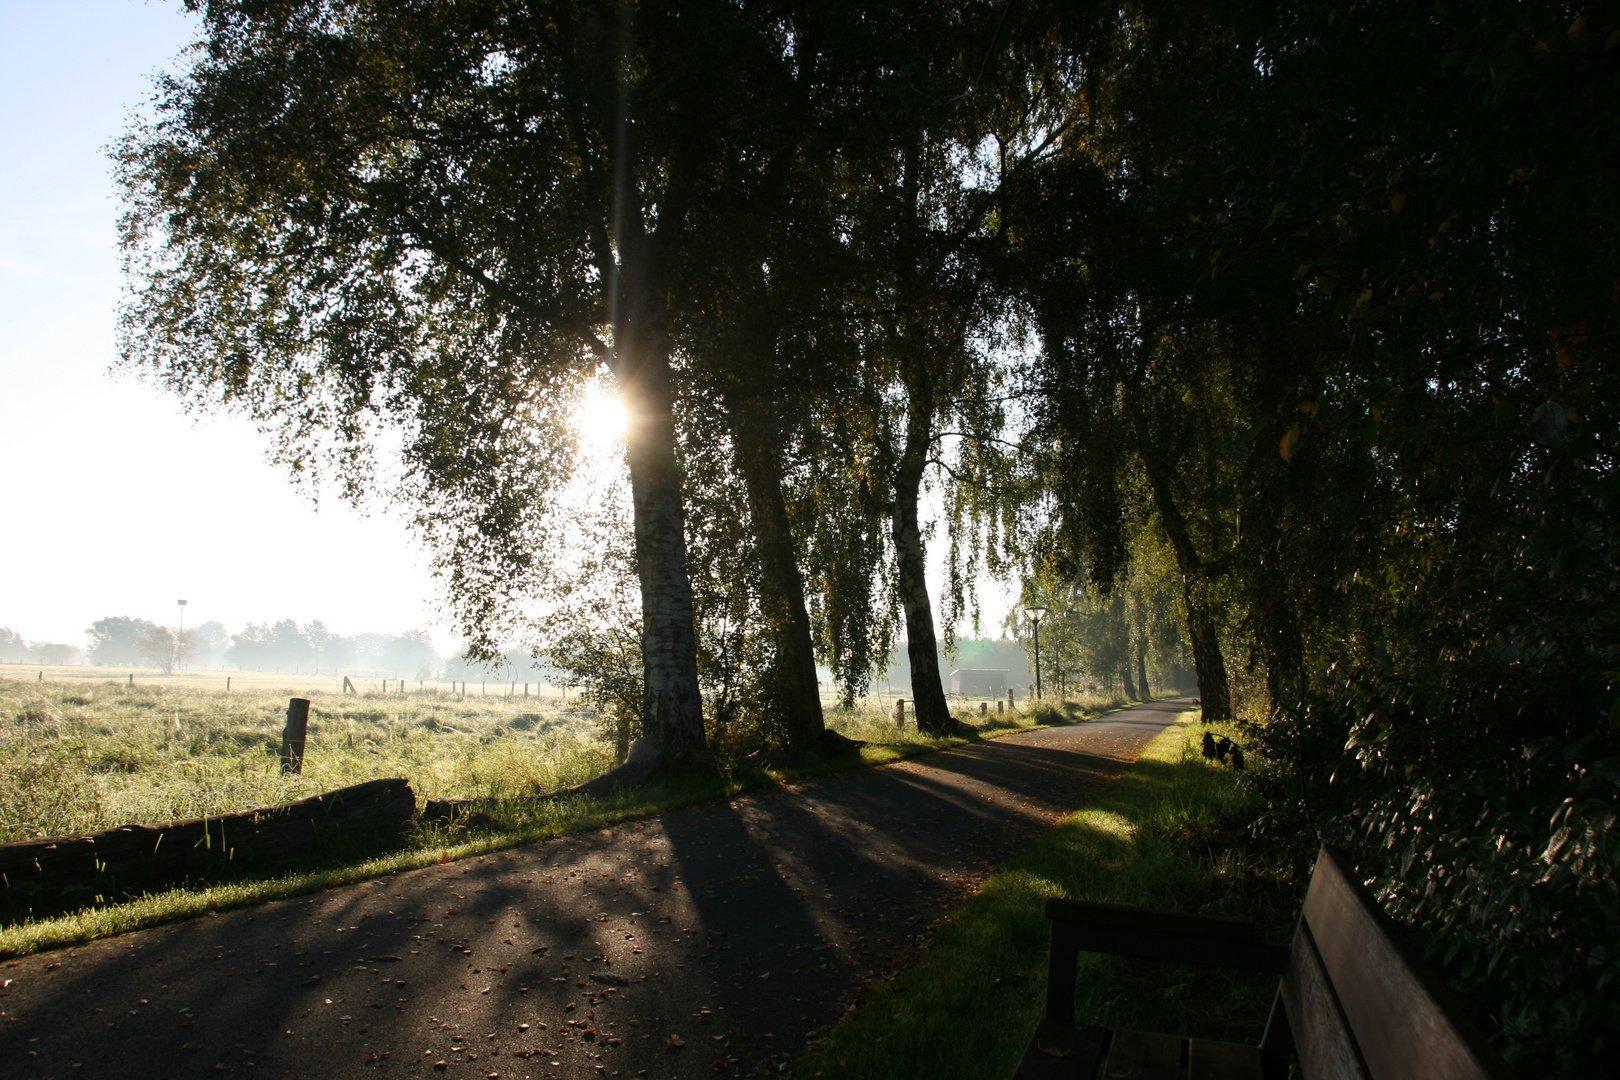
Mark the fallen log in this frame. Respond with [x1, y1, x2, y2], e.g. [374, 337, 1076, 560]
[0, 778, 416, 919]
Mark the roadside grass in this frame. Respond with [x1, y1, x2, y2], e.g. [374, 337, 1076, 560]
[0, 676, 1155, 957]
[794, 711, 1304, 1080]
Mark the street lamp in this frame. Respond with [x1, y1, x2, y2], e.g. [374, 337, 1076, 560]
[1024, 605, 1049, 701]
[177, 599, 188, 671]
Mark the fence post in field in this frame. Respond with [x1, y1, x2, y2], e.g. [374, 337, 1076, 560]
[892, 699, 906, 728]
[281, 697, 311, 775]
[127, 674, 133, 687]
[226, 676, 232, 692]
[343, 675, 355, 694]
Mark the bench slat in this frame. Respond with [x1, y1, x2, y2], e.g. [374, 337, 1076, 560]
[1301, 848, 1512, 1080]
[1189, 1038, 1265, 1080]
[1054, 919, 1291, 974]
[1103, 1029, 1182, 1080]
[1013, 1020, 1108, 1080]
[1282, 920, 1372, 1080]
[1047, 899, 1260, 941]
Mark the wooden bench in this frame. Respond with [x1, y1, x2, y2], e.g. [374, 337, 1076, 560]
[1013, 845, 1513, 1080]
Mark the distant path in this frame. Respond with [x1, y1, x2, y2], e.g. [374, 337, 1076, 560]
[1, 698, 1189, 1079]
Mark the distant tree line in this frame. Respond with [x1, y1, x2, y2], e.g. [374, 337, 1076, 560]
[0, 628, 81, 667]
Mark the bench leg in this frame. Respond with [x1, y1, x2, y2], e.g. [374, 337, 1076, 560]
[1258, 986, 1294, 1080]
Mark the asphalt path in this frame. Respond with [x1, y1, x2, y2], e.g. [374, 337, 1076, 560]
[1, 698, 1188, 1080]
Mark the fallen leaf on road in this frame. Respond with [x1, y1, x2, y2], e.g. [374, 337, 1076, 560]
[668, 1035, 685, 1048]
[589, 973, 629, 987]
[182, 1041, 199, 1051]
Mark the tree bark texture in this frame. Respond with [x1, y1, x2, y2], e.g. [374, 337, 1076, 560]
[614, 302, 712, 772]
[1136, 638, 1151, 701]
[890, 399, 953, 735]
[730, 409, 828, 752]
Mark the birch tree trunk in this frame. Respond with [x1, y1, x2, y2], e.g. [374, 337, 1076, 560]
[610, 290, 713, 777]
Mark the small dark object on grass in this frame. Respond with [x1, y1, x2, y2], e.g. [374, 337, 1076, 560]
[1201, 732, 1219, 760]
[1215, 736, 1233, 764]
[1229, 745, 1245, 770]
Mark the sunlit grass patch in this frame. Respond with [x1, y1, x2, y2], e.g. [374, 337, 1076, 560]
[794, 712, 1302, 1080]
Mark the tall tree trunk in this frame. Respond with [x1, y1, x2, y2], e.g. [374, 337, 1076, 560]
[612, 302, 713, 777]
[1142, 464, 1233, 721]
[730, 407, 831, 753]
[890, 385, 953, 735]
[1136, 637, 1151, 701]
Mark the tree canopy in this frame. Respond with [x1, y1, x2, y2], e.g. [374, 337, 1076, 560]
[120, 3, 1617, 1069]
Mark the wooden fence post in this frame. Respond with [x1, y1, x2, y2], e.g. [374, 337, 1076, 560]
[127, 674, 133, 687]
[226, 676, 231, 692]
[281, 698, 311, 775]
[893, 699, 907, 728]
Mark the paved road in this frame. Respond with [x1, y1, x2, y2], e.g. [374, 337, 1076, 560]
[1, 698, 1187, 1080]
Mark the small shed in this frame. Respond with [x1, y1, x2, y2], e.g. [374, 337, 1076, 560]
[950, 668, 1008, 697]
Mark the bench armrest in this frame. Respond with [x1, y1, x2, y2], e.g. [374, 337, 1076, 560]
[1047, 898, 1266, 942]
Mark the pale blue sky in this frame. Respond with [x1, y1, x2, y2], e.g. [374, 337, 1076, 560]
[0, 0, 446, 648]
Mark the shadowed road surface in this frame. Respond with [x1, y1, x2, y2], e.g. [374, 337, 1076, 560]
[1, 698, 1187, 1079]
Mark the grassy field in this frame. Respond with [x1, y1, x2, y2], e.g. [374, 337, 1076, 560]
[0, 672, 1138, 953]
[0, 671, 1111, 844]
[794, 710, 1303, 1080]
[0, 675, 604, 843]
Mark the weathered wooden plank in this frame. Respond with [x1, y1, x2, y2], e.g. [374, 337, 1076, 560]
[1301, 847, 1513, 1080]
[1188, 1038, 1264, 1080]
[1051, 918, 1291, 974]
[1013, 1020, 1107, 1080]
[1103, 1029, 1182, 1080]
[1281, 919, 1370, 1080]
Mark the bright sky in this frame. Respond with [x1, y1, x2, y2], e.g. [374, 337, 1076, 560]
[0, 0, 455, 647]
[0, 0, 1013, 656]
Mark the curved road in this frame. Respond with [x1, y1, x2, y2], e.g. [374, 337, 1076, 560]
[1, 698, 1188, 1079]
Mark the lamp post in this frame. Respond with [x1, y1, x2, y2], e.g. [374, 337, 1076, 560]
[176, 599, 188, 671]
[1024, 605, 1049, 701]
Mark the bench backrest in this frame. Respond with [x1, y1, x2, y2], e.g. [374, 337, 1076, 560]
[1285, 846, 1512, 1080]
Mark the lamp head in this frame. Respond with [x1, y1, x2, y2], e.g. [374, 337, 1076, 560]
[1023, 604, 1049, 623]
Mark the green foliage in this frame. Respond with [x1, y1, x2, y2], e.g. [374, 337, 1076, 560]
[1004, 3, 1620, 1071]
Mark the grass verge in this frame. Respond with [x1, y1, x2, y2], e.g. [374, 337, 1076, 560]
[793, 710, 1303, 1080]
[0, 694, 1160, 958]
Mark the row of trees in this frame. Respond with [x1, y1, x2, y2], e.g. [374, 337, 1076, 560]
[76, 616, 441, 676]
[118, 3, 1615, 1068]
[0, 629, 81, 667]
